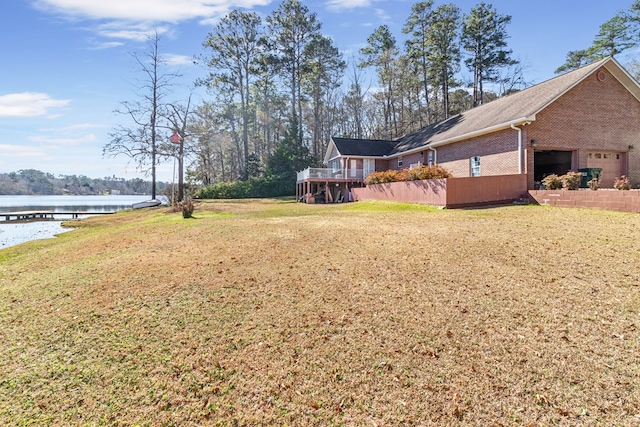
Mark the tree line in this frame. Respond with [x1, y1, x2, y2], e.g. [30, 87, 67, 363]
[0, 169, 165, 196]
[104, 0, 640, 200]
[103, 0, 524, 198]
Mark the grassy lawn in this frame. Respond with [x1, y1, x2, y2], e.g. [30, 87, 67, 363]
[0, 199, 639, 426]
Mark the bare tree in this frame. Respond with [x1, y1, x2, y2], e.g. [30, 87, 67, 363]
[166, 95, 195, 202]
[104, 31, 178, 199]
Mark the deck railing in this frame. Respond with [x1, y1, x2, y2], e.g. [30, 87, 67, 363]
[297, 168, 370, 182]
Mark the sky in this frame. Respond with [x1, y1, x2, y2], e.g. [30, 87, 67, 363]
[0, 0, 635, 182]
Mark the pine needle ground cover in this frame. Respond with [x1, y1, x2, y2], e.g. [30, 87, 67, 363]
[0, 200, 638, 426]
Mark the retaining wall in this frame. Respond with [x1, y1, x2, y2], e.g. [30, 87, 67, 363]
[351, 174, 527, 208]
[528, 189, 640, 213]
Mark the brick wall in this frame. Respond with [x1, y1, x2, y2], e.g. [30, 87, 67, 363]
[435, 128, 522, 177]
[529, 189, 640, 213]
[526, 66, 640, 188]
[351, 174, 526, 207]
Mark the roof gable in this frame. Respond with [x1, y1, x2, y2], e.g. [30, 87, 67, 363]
[391, 57, 616, 155]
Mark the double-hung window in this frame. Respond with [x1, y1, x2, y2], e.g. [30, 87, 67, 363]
[470, 156, 481, 177]
[427, 150, 434, 167]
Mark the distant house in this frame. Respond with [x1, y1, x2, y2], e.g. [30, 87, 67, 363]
[296, 57, 640, 204]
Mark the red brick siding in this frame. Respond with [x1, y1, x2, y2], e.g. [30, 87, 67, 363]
[375, 159, 390, 171]
[436, 128, 521, 177]
[526, 66, 640, 188]
[388, 152, 424, 170]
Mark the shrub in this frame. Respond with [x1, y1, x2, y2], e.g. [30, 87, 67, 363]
[541, 174, 562, 190]
[181, 197, 194, 218]
[561, 172, 582, 190]
[194, 175, 294, 199]
[407, 165, 453, 180]
[614, 175, 631, 190]
[365, 165, 453, 185]
[587, 178, 600, 190]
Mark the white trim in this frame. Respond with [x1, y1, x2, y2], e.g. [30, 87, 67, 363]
[604, 57, 640, 103]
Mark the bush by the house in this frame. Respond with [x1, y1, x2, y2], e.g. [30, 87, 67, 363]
[614, 175, 632, 190]
[407, 165, 453, 181]
[561, 172, 582, 190]
[365, 165, 452, 185]
[541, 174, 562, 190]
[587, 178, 600, 190]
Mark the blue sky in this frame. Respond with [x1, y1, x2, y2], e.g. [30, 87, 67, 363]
[0, 0, 634, 182]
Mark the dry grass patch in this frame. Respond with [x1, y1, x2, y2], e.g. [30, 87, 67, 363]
[0, 200, 639, 426]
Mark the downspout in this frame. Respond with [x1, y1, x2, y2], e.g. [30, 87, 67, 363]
[428, 147, 437, 165]
[511, 124, 522, 174]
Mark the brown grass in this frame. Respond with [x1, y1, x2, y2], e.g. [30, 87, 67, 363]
[0, 199, 639, 426]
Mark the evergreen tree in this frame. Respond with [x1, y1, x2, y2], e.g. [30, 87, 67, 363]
[200, 10, 265, 179]
[403, 1, 435, 125]
[266, 0, 321, 145]
[461, 3, 517, 106]
[266, 117, 311, 182]
[425, 4, 461, 121]
[556, 13, 634, 74]
[360, 25, 399, 138]
[302, 34, 346, 162]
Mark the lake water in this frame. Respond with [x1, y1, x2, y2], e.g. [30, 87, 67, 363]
[0, 195, 153, 249]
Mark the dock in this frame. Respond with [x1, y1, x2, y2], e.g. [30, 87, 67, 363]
[0, 211, 114, 222]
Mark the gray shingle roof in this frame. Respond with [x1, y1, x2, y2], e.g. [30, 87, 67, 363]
[332, 57, 624, 158]
[389, 57, 610, 155]
[331, 137, 396, 157]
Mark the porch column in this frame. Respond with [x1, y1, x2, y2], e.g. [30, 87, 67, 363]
[325, 181, 329, 203]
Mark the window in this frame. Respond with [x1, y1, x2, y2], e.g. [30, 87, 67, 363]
[470, 156, 481, 177]
[427, 150, 434, 167]
[330, 159, 340, 171]
[398, 156, 403, 167]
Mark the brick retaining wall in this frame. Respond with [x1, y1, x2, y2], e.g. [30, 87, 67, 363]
[528, 189, 640, 213]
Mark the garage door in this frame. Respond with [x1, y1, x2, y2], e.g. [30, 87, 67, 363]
[586, 151, 624, 187]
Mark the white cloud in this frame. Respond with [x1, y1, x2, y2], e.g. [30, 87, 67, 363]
[89, 41, 125, 50]
[29, 123, 103, 147]
[32, 0, 271, 24]
[0, 93, 71, 118]
[91, 22, 170, 42]
[164, 54, 194, 66]
[326, 0, 371, 12]
[0, 144, 47, 159]
[29, 133, 98, 146]
[374, 8, 390, 21]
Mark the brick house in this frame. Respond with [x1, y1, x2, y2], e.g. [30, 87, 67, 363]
[296, 57, 640, 203]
